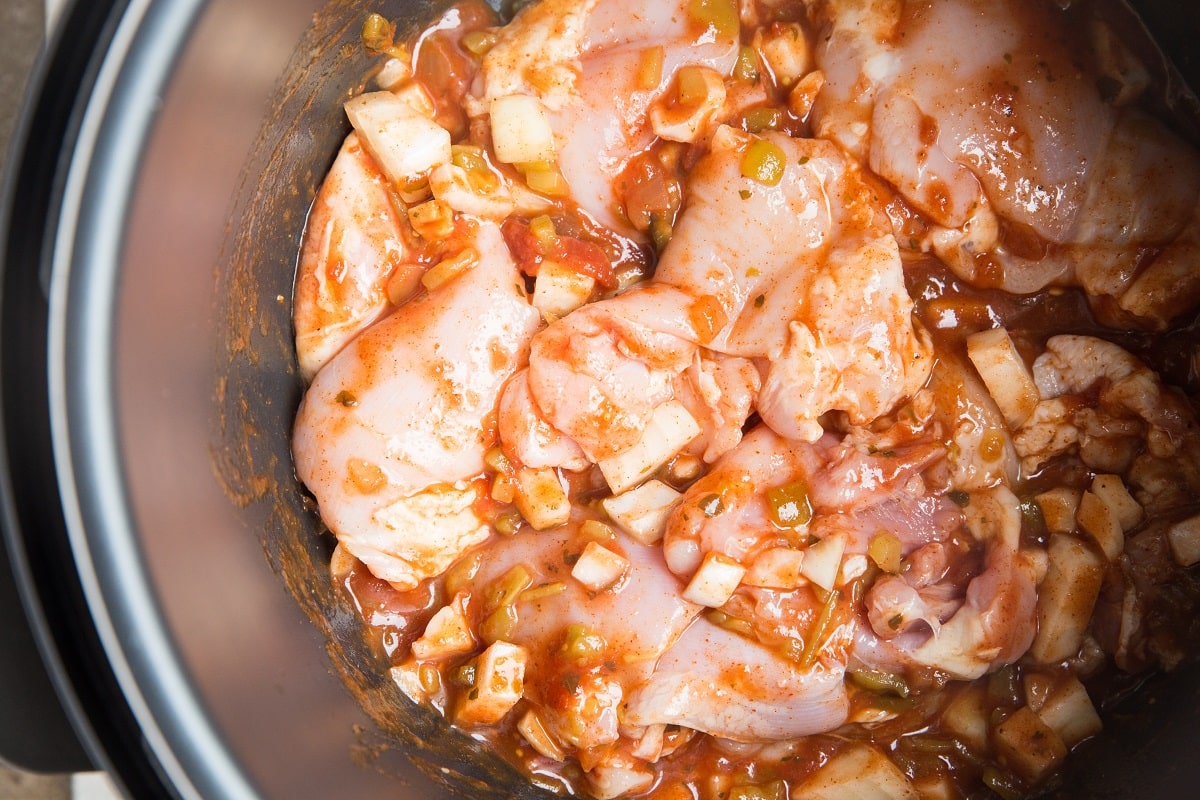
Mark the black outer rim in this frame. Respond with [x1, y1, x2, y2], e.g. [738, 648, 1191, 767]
[0, 0, 188, 797]
[0, 0, 162, 790]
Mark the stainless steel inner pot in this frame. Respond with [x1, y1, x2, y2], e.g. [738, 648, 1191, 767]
[2, 1, 1199, 798]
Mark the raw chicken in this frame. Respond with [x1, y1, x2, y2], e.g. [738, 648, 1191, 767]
[506, 128, 932, 475]
[292, 222, 540, 588]
[291, 2, 1200, 797]
[477, 0, 740, 232]
[623, 615, 851, 741]
[854, 486, 1039, 680]
[293, 133, 418, 380]
[810, 0, 1200, 327]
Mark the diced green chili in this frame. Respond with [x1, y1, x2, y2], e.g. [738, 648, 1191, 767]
[705, 609, 754, 637]
[688, 0, 739, 38]
[493, 509, 523, 536]
[868, 531, 903, 574]
[481, 603, 518, 644]
[519, 582, 566, 603]
[901, 734, 960, 755]
[361, 13, 395, 53]
[987, 664, 1021, 707]
[698, 493, 725, 517]
[800, 590, 840, 667]
[728, 780, 786, 800]
[650, 212, 673, 253]
[485, 564, 533, 613]
[449, 661, 477, 689]
[740, 139, 787, 186]
[560, 623, 607, 664]
[461, 29, 498, 56]
[848, 668, 911, 698]
[744, 107, 782, 134]
[733, 46, 760, 82]
[780, 636, 805, 663]
[766, 480, 812, 528]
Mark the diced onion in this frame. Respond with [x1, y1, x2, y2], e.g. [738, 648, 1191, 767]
[796, 743, 918, 800]
[411, 593, 476, 660]
[1029, 534, 1104, 663]
[966, 327, 1039, 428]
[1034, 487, 1081, 535]
[743, 547, 805, 589]
[1075, 489, 1124, 561]
[490, 94, 557, 164]
[682, 552, 746, 607]
[1035, 676, 1103, 748]
[1167, 513, 1200, 567]
[800, 531, 847, 592]
[1089, 474, 1143, 531]
[571, 541, 631, 592]
[375, 58, 412, 91]
[533, 260, 596, 319]
[344, 92, 451, 183]
[518, 710, 566, 761]
[597, 401, 702, 494]
[601, 480, 683, 545]
[756, 22, 811, 88]
[991, 707, 1068, 785]
[454, 641, 528, 725]
[513, 467, 571, 531]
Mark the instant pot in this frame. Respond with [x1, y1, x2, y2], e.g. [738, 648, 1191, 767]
[1, 1, 1199, 798]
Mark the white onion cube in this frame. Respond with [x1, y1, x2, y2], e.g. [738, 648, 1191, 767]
[598, 401, 701, 494]
[1029, 534, 1104, 664]
[600, 480, 682, 545]
[345, 92, 451, 183]
[411, 592, 475, 661]
[800, 531, 847, 592]
[1090, 474, 1143, 532]
[455, 641, 528, 725]
[681, 552, 746, 607]
[1075, 490, 1124, 561]
[798, 743, 918, 800]
[514, 467, 571, 531]
[517, 710, 566, 761]
[533, 260, 595, 319]
[1167, 513, 1200, 567]
[757, 23, 811, 88]
[1035, 676, 1103, 748]
[490, 94, 556, 164]
[966, 327, 1039, 428]
[571, 541, 631, 592]
[743, 547, 806, 589]
[1035, 487, 1081, 535]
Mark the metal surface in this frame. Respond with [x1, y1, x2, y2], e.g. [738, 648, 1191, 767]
[43, 0, 494, 797]
[2, 0, 1200, 799]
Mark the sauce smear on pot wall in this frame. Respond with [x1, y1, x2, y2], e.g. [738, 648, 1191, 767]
[290, 1, 1200, 797]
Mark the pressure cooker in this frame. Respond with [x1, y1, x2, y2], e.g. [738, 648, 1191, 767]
[2, 1, 1199, 798]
